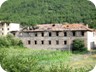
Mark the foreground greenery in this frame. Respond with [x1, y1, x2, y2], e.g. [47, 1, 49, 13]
[0, 0, 96, 28]
[0, 47, 96, 72]
[0, 35, 23, 47]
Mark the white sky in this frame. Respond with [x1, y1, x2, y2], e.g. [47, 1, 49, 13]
[0, 0, 7, 8]
[89, 0, 96, 7]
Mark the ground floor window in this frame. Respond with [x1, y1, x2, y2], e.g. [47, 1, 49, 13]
[35, 40, 37, 45]
[41, 40, 44, 45]
[56, 40, 59, 45]
[28, 40, 31, 45]
[64, 41, 67, 45]
[49, 40, 51, 45]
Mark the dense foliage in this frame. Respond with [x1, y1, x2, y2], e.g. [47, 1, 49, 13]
[0, 0, 96, 27]
[72, 39, 87, 51]
[0, 35, 23, 47]
[0, 48, 95, 72]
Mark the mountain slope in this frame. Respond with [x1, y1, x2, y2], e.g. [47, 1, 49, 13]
[0, 0, 96, 28]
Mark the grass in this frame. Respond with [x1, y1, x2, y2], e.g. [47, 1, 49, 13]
[0, 47, 96, 72]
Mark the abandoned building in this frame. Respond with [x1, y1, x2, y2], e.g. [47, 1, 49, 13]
[17, 23, 96, 51]
[0, 21, 95, 51]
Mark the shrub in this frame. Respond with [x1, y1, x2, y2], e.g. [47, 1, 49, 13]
[0, 34, 23, 48]
[72, 39, 87, 52]
[0, 48, 93, 72]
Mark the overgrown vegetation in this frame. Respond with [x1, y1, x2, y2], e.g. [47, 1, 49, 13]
[0, 0, 96, 28]
[0, 48, 95, 72]
[72, 39, 87, 52]
[0, 0, 95, 71]
[0, 35, 23, 47]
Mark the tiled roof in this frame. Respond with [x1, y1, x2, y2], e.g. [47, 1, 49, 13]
[23, 23, 93, 32]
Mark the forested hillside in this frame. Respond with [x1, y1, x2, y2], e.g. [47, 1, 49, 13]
[0, 0, 96, 28]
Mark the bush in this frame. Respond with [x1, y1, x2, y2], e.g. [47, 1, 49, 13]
[0, 34, 23, 48]
[72, 39, 87, 52]
[0, 48, 93, 72]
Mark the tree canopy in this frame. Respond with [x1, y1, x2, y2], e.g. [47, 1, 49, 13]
[0, 0, 96, 27]
[72, 39, 87, 52]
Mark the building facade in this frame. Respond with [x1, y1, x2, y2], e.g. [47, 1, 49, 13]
[17, 23, 96, 51]
[0, 21, 20, 36]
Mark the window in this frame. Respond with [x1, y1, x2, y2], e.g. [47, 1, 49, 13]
[81, 31, 84, 36]
[72, 31, 76, 36]
[35, 40, 37, 45]
[64, 41, 67, 45]
[41, 32, 44, 37]
[7, 28, 9, 30]
[49, 40, 51, 45]
[64, 32, 67, 36]
[2, 28, 3, 30]
[93, 32, 95, 37]
[8, 24, 9, 26]
[35, 33, 37, 37]
[28, 40, 31, 45]
[56, 32, 59, 36]
[56, 40, 59, 45]
[49, 32, 52, 37]
[41, 40, 44, 45]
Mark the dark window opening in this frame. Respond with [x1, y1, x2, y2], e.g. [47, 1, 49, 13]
[41, 40, 44, 44]
[2, 28, 3, 30]
[7, 28, 9, 30]
[13, 33, 15, 36]
[52, 24, 55, 27]
[64, 32, 67, 36]
[35, 40, 37, 45]
[35, 33, 37, 37]
[49, 40, 51, 45]
[56, 32, 59, 36]
[56, 40, 59, 45]
[64, 41, 67, 45]
[72, 31, 76, 36]
[49, 32, 52, 37]
[28, 40, 31, 45]
[8, 24, 9, 26]
[42, 32, 44, 37]
[81, 31, 84, 36]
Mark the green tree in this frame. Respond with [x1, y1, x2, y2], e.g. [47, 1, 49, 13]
[0, 0, 95, 28]
[72, 39, 87, 51]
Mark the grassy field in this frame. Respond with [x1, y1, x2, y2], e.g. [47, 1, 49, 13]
[0, 47, 96, 72]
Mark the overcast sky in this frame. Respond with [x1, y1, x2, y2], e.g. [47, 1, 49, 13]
[0, 0, 7, 8]
[89, 0, 96, 7]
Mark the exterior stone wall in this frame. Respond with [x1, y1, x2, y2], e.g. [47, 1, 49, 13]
[18, 30, 87, 50]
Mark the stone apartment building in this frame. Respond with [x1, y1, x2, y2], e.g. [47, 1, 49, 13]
[17, 23, 96, 51]
[0, 21, 20, 36]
